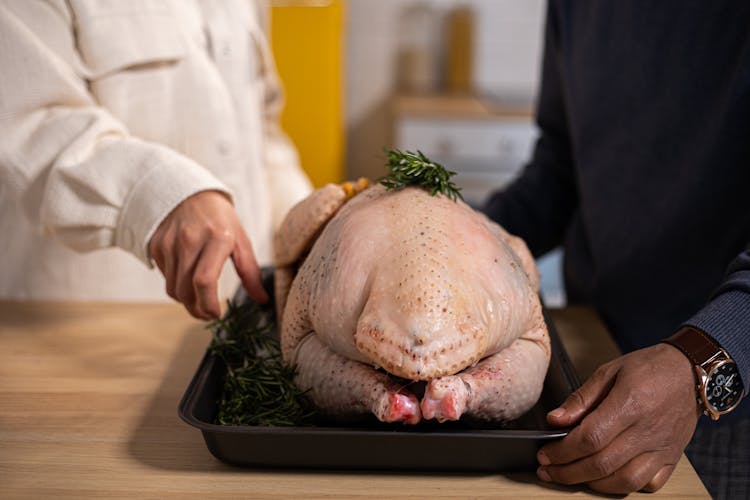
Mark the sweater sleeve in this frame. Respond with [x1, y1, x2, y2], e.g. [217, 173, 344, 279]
[482, 0, 578, 257]
[685, 247, 750, 390]
[0, 2, 231, 266]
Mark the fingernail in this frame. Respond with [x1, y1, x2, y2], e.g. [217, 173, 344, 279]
[537, 467, 551, 482]
[548, 408, 565, 419]
[537, 450, 550, 466]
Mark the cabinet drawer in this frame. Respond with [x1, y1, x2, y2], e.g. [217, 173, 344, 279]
[395, 117, 538, 167]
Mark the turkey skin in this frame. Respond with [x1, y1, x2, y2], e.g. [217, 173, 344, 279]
[274, 182, 550, 424]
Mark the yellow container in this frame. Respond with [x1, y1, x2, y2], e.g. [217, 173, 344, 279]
[270, 0, 345, 187]
[445, 6, 474, 94]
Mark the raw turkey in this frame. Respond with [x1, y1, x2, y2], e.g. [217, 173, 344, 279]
[274, 180, 550, 424]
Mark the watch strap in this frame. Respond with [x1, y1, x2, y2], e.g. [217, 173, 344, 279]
[662, 326, 722, 367]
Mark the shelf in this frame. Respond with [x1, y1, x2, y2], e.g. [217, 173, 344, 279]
[392, 93, 534, 120]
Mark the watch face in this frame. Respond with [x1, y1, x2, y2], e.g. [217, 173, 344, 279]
[705, 360, 744, 413]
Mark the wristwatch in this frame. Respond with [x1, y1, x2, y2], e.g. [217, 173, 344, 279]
[662, 326, 745, 420]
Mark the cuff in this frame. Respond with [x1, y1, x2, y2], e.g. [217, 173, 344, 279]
[115, 147, 232, 266]
[684, 290, 750, 393]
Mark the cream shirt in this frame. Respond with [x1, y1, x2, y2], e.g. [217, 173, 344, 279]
[0, 0, 312, 301]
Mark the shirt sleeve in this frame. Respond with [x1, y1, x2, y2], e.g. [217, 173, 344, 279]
[685, 247, 750, 390]
[481, 0, 578, 257]
[0, 2, 231, 266]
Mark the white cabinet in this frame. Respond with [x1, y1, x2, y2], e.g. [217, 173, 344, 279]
[392, 97, 538, 206]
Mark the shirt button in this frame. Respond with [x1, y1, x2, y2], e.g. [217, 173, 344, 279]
[217, 141, 232, 156]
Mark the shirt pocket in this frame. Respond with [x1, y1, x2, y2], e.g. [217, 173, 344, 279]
[70, 0, 185, 79]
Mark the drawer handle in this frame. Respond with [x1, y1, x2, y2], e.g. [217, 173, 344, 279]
[436, 138, 453, 156]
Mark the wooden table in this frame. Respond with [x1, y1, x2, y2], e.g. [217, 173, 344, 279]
[0, 302, 709, 499]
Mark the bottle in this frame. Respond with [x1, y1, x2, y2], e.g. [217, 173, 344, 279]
[445, 5, 474, 94]
[396, 2, 442, 94]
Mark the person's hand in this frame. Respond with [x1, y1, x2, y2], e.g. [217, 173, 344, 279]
[148, 190, 268, 320]
[536, 343, 702, 494]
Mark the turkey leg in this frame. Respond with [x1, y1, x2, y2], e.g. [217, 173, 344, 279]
[294, 333, 422, 424]
[421, 323, 550, 422]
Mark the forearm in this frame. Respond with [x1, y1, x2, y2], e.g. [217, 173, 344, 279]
[0, 2, 229, 265]
[1, 105, 230, 267]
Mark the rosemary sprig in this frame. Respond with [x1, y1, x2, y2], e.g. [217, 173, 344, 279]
[380, 148, 463, 201]
[208, 300, 316, 426]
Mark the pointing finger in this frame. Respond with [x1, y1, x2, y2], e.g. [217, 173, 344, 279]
[538, 424, 646, 484]
[641, 464, 676, 493]
[231, 230, 269, 304]
[540, 363, 641, 466]
[585, 452, 667, 495]
[193, 234, 234, 319]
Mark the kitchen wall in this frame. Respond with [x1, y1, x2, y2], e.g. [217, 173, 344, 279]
[345, 0, 546, 180]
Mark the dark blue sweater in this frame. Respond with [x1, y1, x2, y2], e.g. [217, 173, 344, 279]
[484, 1, 750, 417]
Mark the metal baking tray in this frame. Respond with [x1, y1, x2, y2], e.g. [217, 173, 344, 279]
[178, 269, 580, 471]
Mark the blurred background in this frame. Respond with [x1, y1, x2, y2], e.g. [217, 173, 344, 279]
[269, 0, 563, 306]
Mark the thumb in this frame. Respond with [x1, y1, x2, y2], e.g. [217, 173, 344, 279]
[548, 364, 617, 426]
[641, 464, 676, 493]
